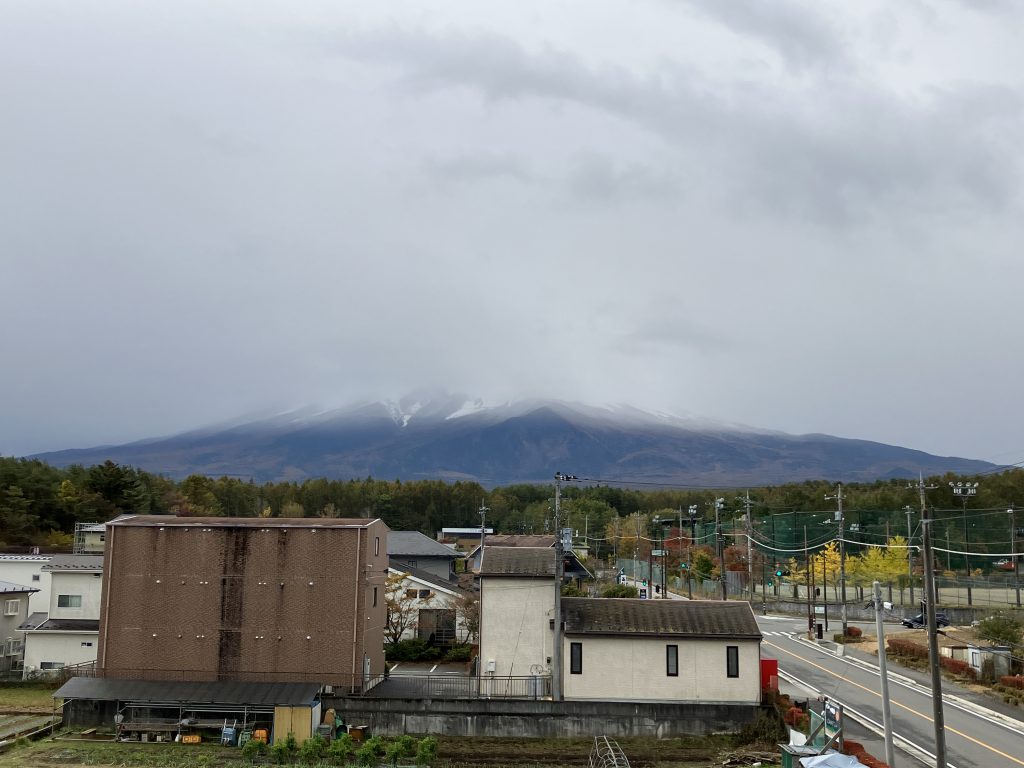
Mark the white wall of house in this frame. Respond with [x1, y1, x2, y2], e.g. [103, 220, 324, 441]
[0, 557, 51, 613]
[1, 593, 31, 675]
[479, 577, 554, 678]
[23, 631, 98, 673]
[390, 571, 470, 643]
[561, 635, 761, 704]
[49, 572, 103, 619]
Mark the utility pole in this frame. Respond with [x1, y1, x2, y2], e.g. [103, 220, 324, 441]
[905, 505, 915, 606]
[687, 505, 697, 600]
[805, 526, 813, 638]
[713, 498, 726, 600]
[914, 474, 946, 768]
[1010, 505, 1021, 608]
[478, 499, 489, 572]
[744, 491, 754, 602]
[826, 484, 848, 636]
[873, 580, 896, 768]
[552, 472, 577, 701]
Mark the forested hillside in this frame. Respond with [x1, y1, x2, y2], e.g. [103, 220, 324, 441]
[1, 456, 1022, 572]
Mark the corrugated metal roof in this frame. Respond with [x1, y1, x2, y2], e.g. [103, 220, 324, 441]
[43, 554, 103, 572]
[561, 598, 762, 639]
[108, 515, 382, 529]
[54, 678, 322, 707]
[388, 531, 459, 558]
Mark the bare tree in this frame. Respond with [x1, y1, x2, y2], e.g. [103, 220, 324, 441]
[384, 571, 419, 645]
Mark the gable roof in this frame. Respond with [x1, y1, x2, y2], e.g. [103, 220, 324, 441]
[43, 554, 103, 572]
[388, 531, 459, 559]
[0, 580, 38, 594]
[388, 565, 466, 596]
[561, 598, 761, 640]
[478, 546, 591, 579]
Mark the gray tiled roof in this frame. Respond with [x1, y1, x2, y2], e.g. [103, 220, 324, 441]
[54, 678, 321, 707]
[43, 555, 104, 572]
[17, 611, 48, 631]
[388, 564, 467, 595]
[108, 515, 380, 529]
[561, 598, 762, 639]
[29, 618, 99, 632]
[388, 531, 459, 558]
[479, 547, 557, 576]
[0, 579, 37, 594]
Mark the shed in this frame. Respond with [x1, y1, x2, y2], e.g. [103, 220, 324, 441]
[54, 677, 321, 743]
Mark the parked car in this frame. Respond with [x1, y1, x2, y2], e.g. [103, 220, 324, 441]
[902, 612, 950, 628]
[994, 559, 1015, 571]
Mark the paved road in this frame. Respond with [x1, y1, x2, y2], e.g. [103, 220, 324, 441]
[758, 614, 1024, 768]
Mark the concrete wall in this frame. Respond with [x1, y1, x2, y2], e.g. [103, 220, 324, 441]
[324, 696, 762, 738]
[50, 572, 103, 620]
[479, 577, 554, 678]
[561, 636, 761, 704]
[98, 518, 389, 686]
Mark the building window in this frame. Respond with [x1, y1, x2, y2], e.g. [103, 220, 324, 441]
[40, 662, 65, 670]
[81, 641, 94, 647]
[406, 589, 418, 599]
[57, 595, 82, 608]
[418, 589, 431, 599]
[666, 645, 678, 676]
[31, 574, 40, 582]
[3, 599, 18, 616]
[375, 536, 380, 556]
[373, 587, 378, 607]
[727, 646, 739, 678]
[570, 642, 583, 675]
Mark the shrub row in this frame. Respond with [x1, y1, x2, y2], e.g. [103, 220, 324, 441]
[887, 637, 928, 659]
[245, 732, 438, 766]
[842, 738, 890, 768]
[939, 656, 977, 680]
[1000, 675, 1024, 690]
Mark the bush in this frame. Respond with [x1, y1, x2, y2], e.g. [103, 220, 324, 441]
[443, 645, 473, 662]
[386, 638, 444, 662]
[356, 742, 380, 766]
[327, 734, 355, 765]
[1000, 675, 1024, 690]
[394, 734, 418, 757]
[415, 736, 438, 767]
[939, 656, 977, 680]
[887, 637, 928, 659]
[270, 740, 293, 765]
[600, 584, 639, 598]
[846, 626, 863, 638]
[300, 735, 327, 765]
[385, 740, 407, 767]
[978, 613, 1024, 648]
[242, 738, 267, 763]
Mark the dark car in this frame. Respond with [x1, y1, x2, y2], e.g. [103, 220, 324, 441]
[902, 612, 950, 628]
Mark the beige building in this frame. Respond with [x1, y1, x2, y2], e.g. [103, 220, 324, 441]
[479, 547, 762, 703]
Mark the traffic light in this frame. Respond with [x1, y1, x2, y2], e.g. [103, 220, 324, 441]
[767, 579, 774, 587]
[680, 562, 689, 570]
[775, 569, 784, 578]
[642, 579, 649, 587]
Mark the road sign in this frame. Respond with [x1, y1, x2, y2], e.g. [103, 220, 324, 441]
[639, 588, 648, 599]
[651, 549, 666, 557]
[814, 606, 825, 615]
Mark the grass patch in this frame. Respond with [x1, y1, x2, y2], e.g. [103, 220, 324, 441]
[0, 683, 60, 713]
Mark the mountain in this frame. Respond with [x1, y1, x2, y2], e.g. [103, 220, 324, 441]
[30, 393, 994, 486]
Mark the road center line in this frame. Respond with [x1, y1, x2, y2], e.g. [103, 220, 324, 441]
[764, 639, 1024, 768]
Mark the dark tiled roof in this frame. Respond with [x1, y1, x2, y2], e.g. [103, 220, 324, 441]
[482, 535, 556, 548]
[388, 564, 466, 595]
[108, 515, 381, 529]
[561, 598, 762, 639]
[388, 531, 459, 558]
[43, 554, 103, 572]
[54, 678, 321, 707]
[478, 547, 591, 579]
[479, 547, 557, 576]
[30, 618, 100, 632]
[17, 611, 48, 631]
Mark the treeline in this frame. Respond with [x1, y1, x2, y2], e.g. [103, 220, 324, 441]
[2, 456, 1023, 561]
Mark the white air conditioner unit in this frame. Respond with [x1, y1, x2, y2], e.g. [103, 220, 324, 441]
[323, 685, 334, 695]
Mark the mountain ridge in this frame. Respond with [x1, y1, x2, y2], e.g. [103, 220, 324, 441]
[28, 394, 993, 486]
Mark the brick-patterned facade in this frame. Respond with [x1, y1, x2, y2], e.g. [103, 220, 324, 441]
[97, 516, 388, 688]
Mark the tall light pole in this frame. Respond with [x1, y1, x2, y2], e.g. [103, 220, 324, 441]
[479, 499, 489, 572]
[713, 498, 726, 600]
[825, 484, 847, 635]
[905, 505, 915, 606]
[915, 474, 946, 768]
[1010, 505, 1020, 608]
[950, 481, 979, 605]
[552, 472, 577, 701]
[687, 505, 697, 599]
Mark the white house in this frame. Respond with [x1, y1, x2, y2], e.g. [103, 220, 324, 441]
[1, 580, 37, 677]
[479, 547, 762, 704]
[387, 565, 473, 646]
[0, 554, 52, 613]
[22, 554, 103, 676]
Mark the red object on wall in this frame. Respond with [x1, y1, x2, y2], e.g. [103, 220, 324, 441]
[760, 657, 779, 691]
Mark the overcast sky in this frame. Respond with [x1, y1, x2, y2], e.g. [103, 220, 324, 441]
[2, 0, 1023, 464]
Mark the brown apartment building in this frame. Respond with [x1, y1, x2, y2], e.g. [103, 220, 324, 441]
[97, 515, 388, 689]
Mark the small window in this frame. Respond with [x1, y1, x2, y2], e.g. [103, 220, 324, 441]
[375, 536, 380, 556]
[81, 641, 94, 647]
[373, 587, 378, 607]
[727, 646, 739, 678]
[405, 589, 418, 599]
[570, 642, 582, 675]
[57, 595, 82, 608]
[666, 645, 678, 677]
[3, 599, 18, 616]
[31, 574, 40, 582]
[40, 661, 64, 670]
[418, 589, 431, 599]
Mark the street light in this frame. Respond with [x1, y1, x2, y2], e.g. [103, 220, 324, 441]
[951, 481, 979, 604]
[905, 505, 916, 605]
[1010, 506, 1021, 608]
